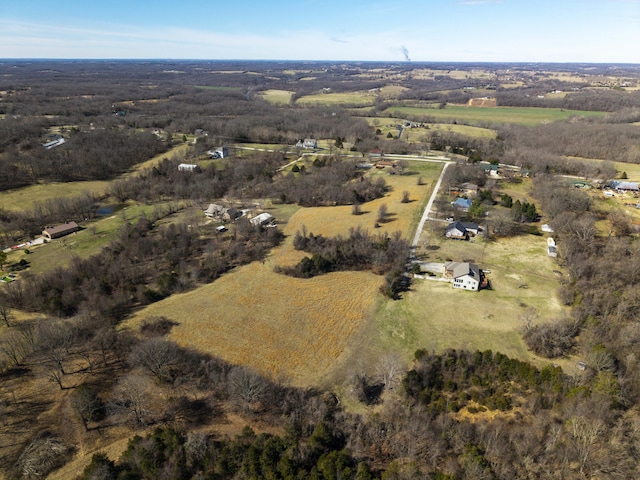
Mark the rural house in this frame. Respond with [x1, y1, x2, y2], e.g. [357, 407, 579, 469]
[451, 197, 473, 211]
[296, 138, 317, 149]
[207, 147, 229, 159]
[42, 221, 80, 240]
[480, 164, 499, 176]
[204, 204, 225, 218]
[443, 261, 482, 291]
[445, 221, 481, 240]
[250, 212, 275, 227]
[375, 160, 397, 169]
[459, 182, 479, 197]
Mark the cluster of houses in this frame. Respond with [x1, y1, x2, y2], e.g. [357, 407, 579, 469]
[204, 204, 275, 227]
[450, 182, 480, 212]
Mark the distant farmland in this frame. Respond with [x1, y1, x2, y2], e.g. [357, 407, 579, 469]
[385, 105, 607, 126]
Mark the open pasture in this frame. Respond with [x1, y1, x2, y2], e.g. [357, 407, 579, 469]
[124, 164, 443, 386]
[364, 233, 573, 373]
[385, 105, 607, 126]
[258, 89, 295, 104]
[0, 181, 110, 212]
[295, 91, 377, 106]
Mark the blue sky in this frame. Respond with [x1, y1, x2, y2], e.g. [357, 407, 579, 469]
[1, 0, 639, 62]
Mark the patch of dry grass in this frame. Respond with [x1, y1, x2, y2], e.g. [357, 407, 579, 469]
[125, 167, 442, 387]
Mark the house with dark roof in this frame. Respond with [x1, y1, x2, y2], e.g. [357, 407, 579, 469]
[480, 164, 499, 176]
[445, 221, 481, 240]
[42, 222, 80, 240]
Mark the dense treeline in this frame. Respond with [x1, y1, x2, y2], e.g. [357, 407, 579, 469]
[109, 155, 388, 208]
[498, 119, 640, 165]
[272, 157, 388, 206]
[533, 177, 640, 404]
[498, 88, 640, 112]
[65, 348, 640, 480]
[0, 128, 167, 191]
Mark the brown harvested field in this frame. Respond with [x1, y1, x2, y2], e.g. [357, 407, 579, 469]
[127, 266, 382, 386]
[124, 165, 443, 387]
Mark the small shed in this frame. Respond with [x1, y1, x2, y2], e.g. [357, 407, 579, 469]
[178, 163, 200, 172]
[250, 212, 274, 227]
[42, 221, 80, 240]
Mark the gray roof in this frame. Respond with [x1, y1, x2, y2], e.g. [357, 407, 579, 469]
[452, 262, 480, 280]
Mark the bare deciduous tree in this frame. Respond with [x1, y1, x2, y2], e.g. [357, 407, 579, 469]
[375, 352, 405, 391]
[0, 302, 12, 327]
[228, 367, 270, 413]
[129, 337, 181, 383]
[0, 329, 28, 366]
[111, 372, 154, 427]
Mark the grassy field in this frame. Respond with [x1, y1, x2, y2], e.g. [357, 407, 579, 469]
[0, 181, 111, 212]
[258, 89, 294, 104]
[343, 231, 575, 385]
[295, 91, 376, 106]
[2, 202, 189, 276]
[385, 105, 607, 126]
[123, 165, 443, 387]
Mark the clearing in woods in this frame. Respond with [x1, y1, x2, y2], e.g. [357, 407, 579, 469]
[124, 163, 443, 387]
[0, 143, 189, 213]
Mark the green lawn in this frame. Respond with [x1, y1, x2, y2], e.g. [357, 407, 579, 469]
[385, 105, 607, 126]
[2, 202, 188, 276]
[258, 89, 294, 105]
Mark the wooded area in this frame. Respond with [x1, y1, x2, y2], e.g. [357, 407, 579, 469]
[2, 60, 640, 479]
